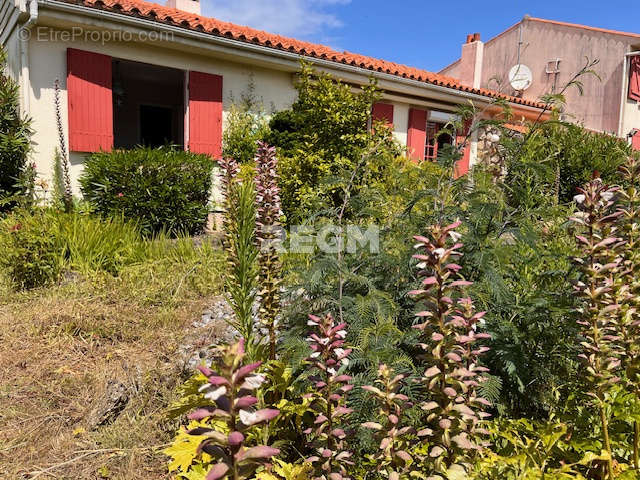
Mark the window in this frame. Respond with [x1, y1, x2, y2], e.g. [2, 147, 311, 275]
[424, 122, 455, 161]
[425, 122, 439, 160]
[112, 59, 185, 149]
[630, 55, 640, 102]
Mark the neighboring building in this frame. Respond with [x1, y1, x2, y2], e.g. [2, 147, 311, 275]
[440, 16, 640, 149]
[0, 0, 545, 192]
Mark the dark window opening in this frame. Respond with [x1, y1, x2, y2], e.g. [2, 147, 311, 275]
[140, 105, 173, 147]
[112, 59, 185, 149]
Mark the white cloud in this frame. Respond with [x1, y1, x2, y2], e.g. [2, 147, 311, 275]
[201, 0, 350, 40]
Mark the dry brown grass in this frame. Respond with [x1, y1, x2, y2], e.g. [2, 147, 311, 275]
[0, 254, 226, 479]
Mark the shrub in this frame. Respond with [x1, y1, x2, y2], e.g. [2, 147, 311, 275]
[0, 208, 158, 289]
[222, 80, 271, 164]
[265, 62, 401, 222]
[501, 121, 630, 209]
[0, 210, 64, 289]
[0, 47, 33, 211]
[80, 146, 214, 236]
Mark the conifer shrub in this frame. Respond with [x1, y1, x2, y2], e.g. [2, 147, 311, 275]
[80, 146, 214, 236]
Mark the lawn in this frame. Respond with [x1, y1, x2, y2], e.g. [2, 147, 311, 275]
[0, 241, 226, 479]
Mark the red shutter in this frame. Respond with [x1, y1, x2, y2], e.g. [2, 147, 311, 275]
[189, 71, 223, 158]
[454, 121, 472, 178]
[67, 48, 113, 152]
[372, 102, 394, 126]
[407, 108, 427, 162]
[632, 129, 640, 151]
[629, 56, 640, 102]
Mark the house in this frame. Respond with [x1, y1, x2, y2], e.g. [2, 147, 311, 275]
[441, 16, 640, 150]
[1, 0, 546, 193]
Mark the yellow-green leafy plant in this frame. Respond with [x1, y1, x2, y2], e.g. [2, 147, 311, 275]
[361, 364, 415, 480]
[304, 313, 354, 480]
[254, 142, 283, 360]
[570, 177, 624, 480]
[409, 220, 492, 478]
[471, 419, 608, 480]
[256, 459, 314, 480]
[166, 340, 280, 480]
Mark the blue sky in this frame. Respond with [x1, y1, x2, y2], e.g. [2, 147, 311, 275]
[201, 1, 639, 73]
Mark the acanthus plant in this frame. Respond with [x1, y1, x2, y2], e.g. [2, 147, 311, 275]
[219, 157, 259, 354]
[182, 340, 281, 480]
[409, 220, 491, 478]
[254, 142, 283, 360]
[53, 79, 73, 212]
[616, 155, 640, 470]
[361, 364, 415, 480]
[570, 177, 624, 480]
[305, 313, 354, 480]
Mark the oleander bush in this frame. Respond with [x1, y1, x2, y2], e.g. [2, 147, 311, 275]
[0, 46, 33, 211]
[79, 146, 215, 236]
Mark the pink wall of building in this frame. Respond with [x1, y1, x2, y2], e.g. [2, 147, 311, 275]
[442, 17, 640, 134]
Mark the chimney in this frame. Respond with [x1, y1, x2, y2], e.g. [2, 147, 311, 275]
[165, 0, 200, 15]
[458, 33, 483, 89]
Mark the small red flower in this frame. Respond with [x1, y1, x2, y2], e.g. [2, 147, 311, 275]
[9, 223, 22, 232]
[117, 192, 124, 197]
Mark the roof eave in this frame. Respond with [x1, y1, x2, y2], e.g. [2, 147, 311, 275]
[37, 0, 545, 112]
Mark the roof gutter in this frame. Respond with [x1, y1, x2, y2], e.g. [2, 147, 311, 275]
[38, 0, 543, 116]
[19, 0, 38, 115]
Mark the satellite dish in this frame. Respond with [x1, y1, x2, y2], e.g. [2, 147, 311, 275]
[508, 64, 533, 91]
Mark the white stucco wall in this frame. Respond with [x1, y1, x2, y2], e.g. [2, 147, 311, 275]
[621, 97, 640, 141]
[25, 32, 299, 193]
[24, 31, 459, 194]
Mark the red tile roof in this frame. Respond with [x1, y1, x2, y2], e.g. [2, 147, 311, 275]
[54, 0, 545, 109]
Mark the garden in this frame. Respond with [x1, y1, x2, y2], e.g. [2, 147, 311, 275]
[1, 50, 640, 480]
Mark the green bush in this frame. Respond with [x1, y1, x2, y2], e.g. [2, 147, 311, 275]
[80, 147, 215, 235]
[264, 62, 402, 222]
[0, 47, 33, 211]
[501, 120, 630, 208]
[222, 80, 271, 164]
[0, 210, 64, 289]
[1, 209, 149, 289]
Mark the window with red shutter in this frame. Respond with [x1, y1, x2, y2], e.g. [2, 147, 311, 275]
[632, 129, 640, 151]
[629, 56, 640, 102]
[188, 71, 223, 158]
[67, 48, 113, 152]
[371, 102, 394, 127]
[407, 108, 427, 162]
